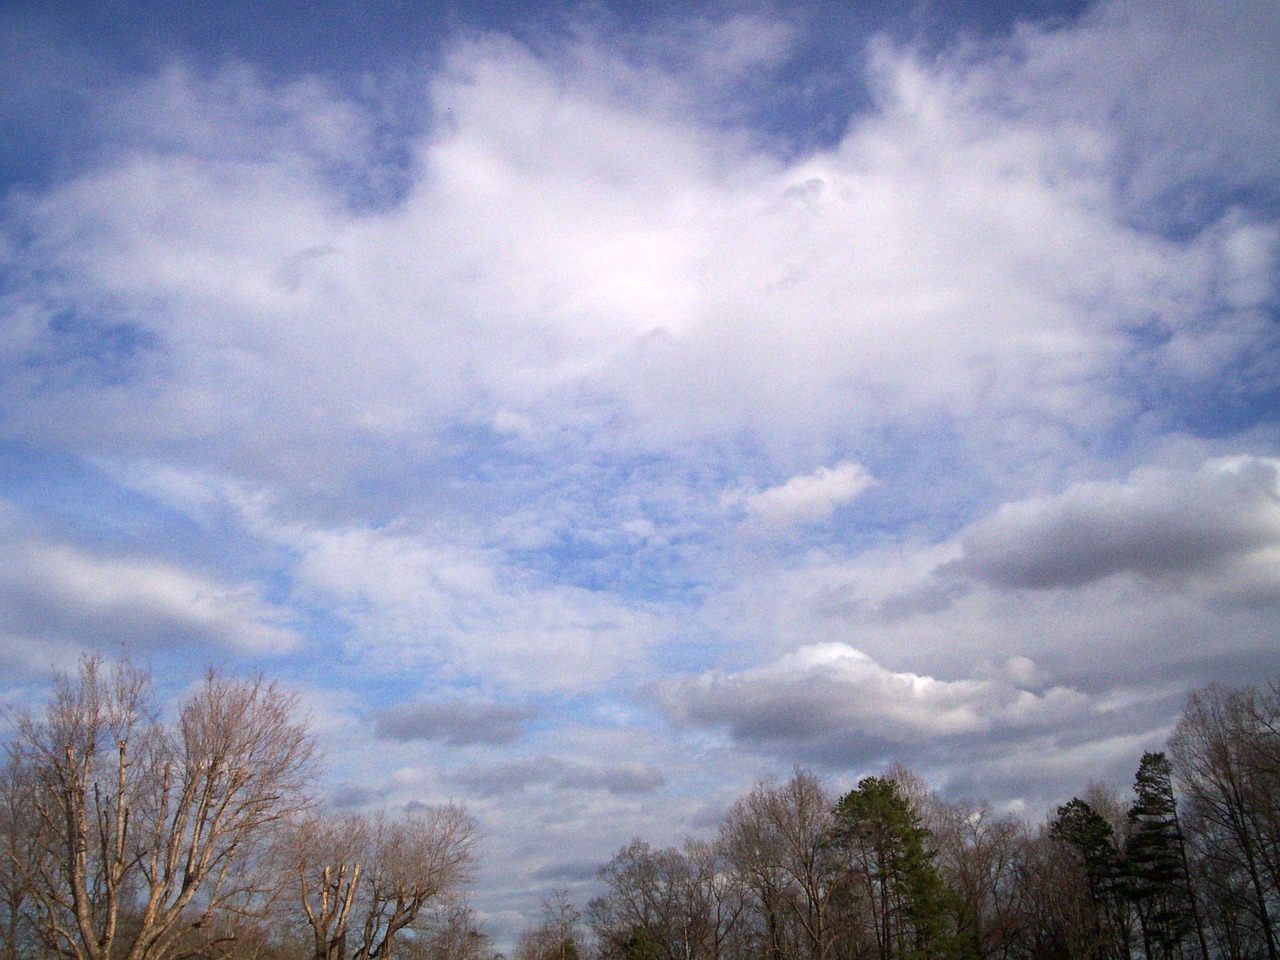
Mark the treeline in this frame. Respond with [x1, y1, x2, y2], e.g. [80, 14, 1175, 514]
[573, 678, 1280, 960]
[2, 659, 1278, 960]
[0, 658, 485, 960]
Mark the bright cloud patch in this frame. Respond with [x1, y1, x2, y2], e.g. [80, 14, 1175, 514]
[733, 461, 876, 527]
[7, 19, 1276, 478]
[287, 521, 662, 692]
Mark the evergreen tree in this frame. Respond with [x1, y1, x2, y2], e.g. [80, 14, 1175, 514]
[833, 777, 963, 960]
[622, 926, 660, 960]
[1049, 798, 1130, 960]
[1126, 753, 1209, 960]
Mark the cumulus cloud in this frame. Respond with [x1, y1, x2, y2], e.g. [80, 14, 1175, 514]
[373, 700, 536, 746]
[731, 461, 876, 527]
[682, 452, 1280, 701]
[654, 643, 1093, 762]
[6, 5, 1275, 487]
[954, 457, 1280, 589]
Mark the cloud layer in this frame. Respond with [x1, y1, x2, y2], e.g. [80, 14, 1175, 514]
[374, 700, 537, 746]
[2, 0, 1278, 946]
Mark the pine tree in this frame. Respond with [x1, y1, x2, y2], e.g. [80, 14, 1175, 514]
[1126, 753, 1209, 960]
[1049, 798, 1129, 960]
[834, 777, 963, 960]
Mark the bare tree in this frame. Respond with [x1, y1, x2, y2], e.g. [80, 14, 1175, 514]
[721, 771, 841, 960]
[402, 899, 492, 960]
[589, 839, 745, 960]
[1004, 824, 1108, 960]
[4, 656, 316, 960]
[516, 890, 582, 960]
[294, 806, 478, 960]
[295, 814, 371, 960]
[589, 840, 669, 960]
[0, 761, 40, 960]
[1171, 682, 1280, 960]
[681, 840, 748, 960]
[930, 799, 1024, 960]
[544, 888, 582, 960]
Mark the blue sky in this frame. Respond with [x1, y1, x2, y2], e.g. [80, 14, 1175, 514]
[2, 0, 1279, 942]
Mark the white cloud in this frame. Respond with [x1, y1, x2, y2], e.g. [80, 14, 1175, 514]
[0, 527, 300, 665]
[664, 457, 1280, 716]
[7, 9, 1274, 483]
[287, 520, 663, 693]
[656, 642, 1092, 749]
[731, 461, 876, 527]
[492, 408, 536, 438]
[685, 15, 797, 81]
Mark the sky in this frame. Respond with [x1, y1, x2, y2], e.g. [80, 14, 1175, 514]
[2, 0, 1279, 944]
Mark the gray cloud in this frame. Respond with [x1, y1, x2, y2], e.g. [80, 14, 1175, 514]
[450, 756, 666, 798]
[533, 860, 600, 882]
[953, 457, 1280, 590]
[0, 524, 300, 664]
[651, 644, 1186, 798]
[1007, 0, 1280, 205]
[654, 644, 1097, 762]
[449, 759, 548, 797]
[373, 701, 537, 746]
[327, 783, 385, 810]
[276, 243, 340, 293]
[556, 763, 667, 795]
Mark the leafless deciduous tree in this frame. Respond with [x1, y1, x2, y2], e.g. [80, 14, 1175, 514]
[930, 799, 1025, 960]
[4, 657, 316, 960]
[1171, 682, 1280, 960]
[720, 771, 840, 960]
[294, 806, 478, 960]
[589, 838, 746, 960]
[399, 899, 492, 960]
[0, 762, 39, 960]
[517, 888, 582, 960]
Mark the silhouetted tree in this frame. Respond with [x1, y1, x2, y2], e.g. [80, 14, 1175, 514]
[1125, 752, 1207, 960]
[1170, 682, 1280, 960]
